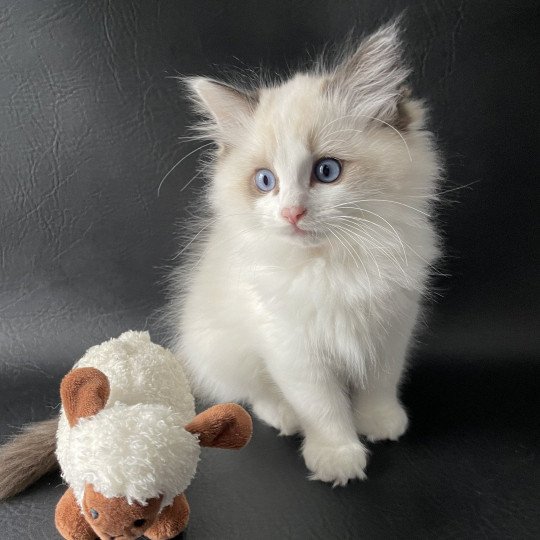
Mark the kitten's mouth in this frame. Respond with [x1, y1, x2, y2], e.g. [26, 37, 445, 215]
[282, 223, 324, 246]
[279, 223, 321, 246]
[290, 224, 307, 236]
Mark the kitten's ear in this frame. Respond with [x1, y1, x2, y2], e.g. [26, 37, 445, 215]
[328, 20, 412, 128]
[186, 77, 257, 134]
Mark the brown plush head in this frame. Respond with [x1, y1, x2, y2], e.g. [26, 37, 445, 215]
[82, 484, 162, 540]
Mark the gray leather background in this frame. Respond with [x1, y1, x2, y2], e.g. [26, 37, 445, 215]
[0, 1, 538, 538]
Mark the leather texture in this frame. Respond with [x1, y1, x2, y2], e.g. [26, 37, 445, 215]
[0, 1, 538, 538]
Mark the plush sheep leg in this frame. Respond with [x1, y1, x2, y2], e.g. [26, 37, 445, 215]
[144, 493, 190, 540]
[55, 488, 96, 540]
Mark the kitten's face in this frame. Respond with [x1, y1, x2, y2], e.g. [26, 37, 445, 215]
[214, 75, 415, 247]
[189, 22, 438, 251]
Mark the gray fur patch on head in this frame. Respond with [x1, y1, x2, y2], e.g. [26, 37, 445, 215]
[324, 19, 413, 129]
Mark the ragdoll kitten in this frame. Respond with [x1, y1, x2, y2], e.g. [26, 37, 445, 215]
[168, 21, 441, 485]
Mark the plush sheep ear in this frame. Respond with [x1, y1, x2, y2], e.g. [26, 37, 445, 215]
[60, 368, 110, 428]
[327, 20, 412, 127]
[185, 403, 253, 449]
[186, 77, 257, 134]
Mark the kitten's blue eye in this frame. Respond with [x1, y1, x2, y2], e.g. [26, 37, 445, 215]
[89, 509, 99, 519]
[314, 158, 341, 183]
[255, 169, 276, 192]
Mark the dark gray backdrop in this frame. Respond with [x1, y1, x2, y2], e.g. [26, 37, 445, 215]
[1, 1, 538, 538]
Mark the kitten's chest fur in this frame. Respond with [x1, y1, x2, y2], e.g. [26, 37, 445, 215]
[237, 245, 405, 370]
[181, 224, 430, 382]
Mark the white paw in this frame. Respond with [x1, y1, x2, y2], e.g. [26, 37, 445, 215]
[354, 402, 409, 442]
[252, 399, 301, 436]
[302, 440, 368, 486]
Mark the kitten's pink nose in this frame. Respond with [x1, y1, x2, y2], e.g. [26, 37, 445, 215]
[281, 206, 306, 225]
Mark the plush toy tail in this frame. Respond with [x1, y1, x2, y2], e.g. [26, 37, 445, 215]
[0, 417, 58, 500]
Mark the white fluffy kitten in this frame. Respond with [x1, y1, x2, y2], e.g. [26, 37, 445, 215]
[167, 22, 441, 485]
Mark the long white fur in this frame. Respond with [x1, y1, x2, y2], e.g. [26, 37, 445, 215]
[56, 331, 200, 508]
[167, 21, 441, 486]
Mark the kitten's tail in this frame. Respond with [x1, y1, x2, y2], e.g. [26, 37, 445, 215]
[0, 417, 59, 500]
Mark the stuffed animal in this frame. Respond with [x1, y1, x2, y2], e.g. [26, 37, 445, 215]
[55, 331, 252, 540]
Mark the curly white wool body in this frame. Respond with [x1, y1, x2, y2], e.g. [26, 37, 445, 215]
[56, 331, 199, 508]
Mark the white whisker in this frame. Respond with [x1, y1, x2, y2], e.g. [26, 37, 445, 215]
[320, 128, 364, 145]
[336, 199, 429, 218]
[330, 217, 407, 275]
[157, 142, 214, 197]
[327, 226, 373, 315]
[330, 222, 382, 279]
[173, 218, 217, 259]
[314, 114, 358, 139]
[329, 214, 407, 264]
[406, 180, 480, 199]
[332, 205, 409, 265]
[326, 227, 359, 270]
[180, 170, 203, 192]
[356, 114, 412, 162]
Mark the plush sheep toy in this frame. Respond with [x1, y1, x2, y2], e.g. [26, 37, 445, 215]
[55, 331, 252, 540]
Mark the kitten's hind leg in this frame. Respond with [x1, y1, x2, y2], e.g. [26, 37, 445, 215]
[252, 393, 301, 436]
[353, 387, 408, 442]
[182, 326, 300, 434]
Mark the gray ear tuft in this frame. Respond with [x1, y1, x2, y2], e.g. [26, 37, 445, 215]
[327, 19, 412, 127]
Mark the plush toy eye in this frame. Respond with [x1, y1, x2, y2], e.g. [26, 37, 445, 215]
[89, 509, 99, 519]
[133, 519, 146, 527]
[314, 158, 341, 183]
[255, 169, 276, 192]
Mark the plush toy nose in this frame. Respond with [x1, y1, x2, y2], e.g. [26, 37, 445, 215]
[103, 531, 137, 540]
[281, 206, 306, 225]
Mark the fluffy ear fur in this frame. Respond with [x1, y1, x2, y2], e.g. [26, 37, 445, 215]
[327, 20, 412, 128]
[60, 367, 110, 428]
[184, 403, 252, 449]
[186, 77, 257, 140]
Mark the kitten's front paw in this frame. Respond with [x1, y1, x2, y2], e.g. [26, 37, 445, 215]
[354, 402, 408, 442]
[302, 440, 368, 486]
[252, 399, 300, 436]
